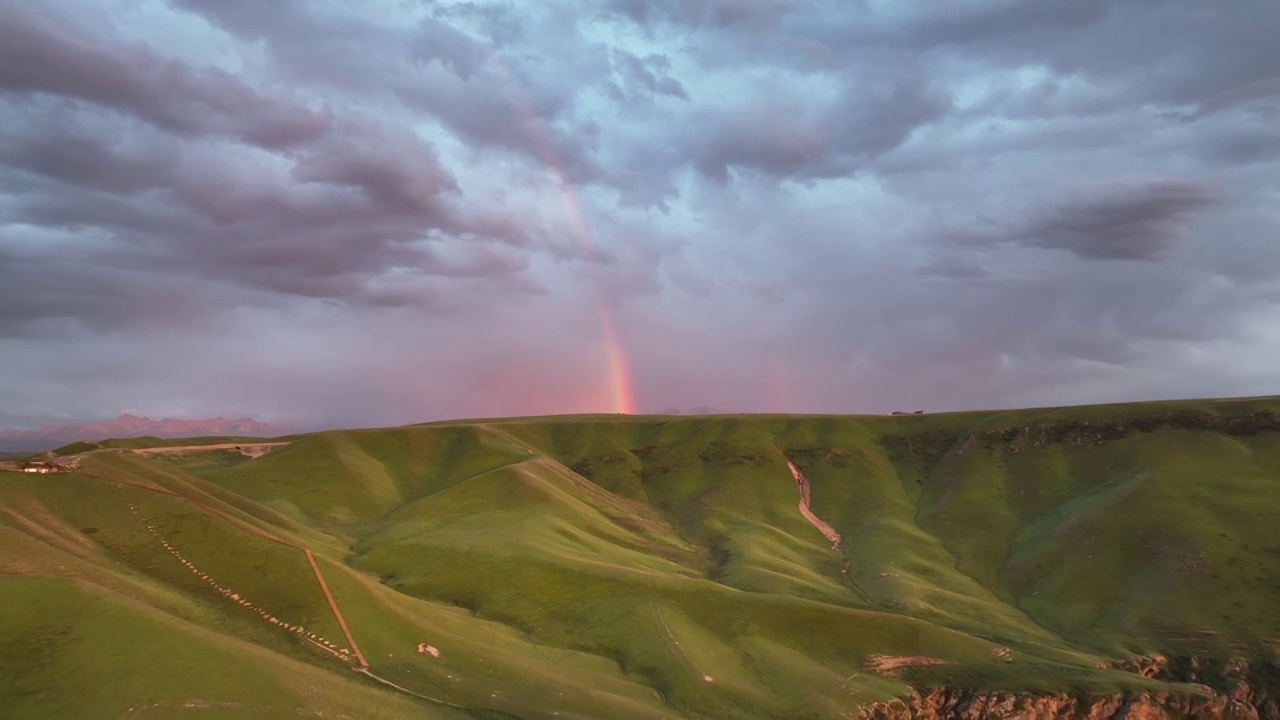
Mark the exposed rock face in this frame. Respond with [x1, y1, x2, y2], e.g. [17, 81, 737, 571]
[860, 653, 1278, 720]
[1113, 653, 1170, 679]
[859, 686, 1275, 720]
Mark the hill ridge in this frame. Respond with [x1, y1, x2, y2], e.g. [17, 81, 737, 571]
[2, 396, 1277, 718]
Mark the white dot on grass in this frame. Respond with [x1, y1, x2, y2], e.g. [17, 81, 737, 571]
[703, 675, 714, 683]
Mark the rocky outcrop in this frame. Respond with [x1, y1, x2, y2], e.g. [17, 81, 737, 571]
[859, 686, 1275, 720]
[1111, 653, 1170, 679]
[860, 653, 1278, 720]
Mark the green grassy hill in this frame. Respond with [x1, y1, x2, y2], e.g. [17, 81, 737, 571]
[2, 397, 1278, 718]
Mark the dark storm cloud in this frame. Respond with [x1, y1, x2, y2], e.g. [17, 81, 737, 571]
[0, 6, 333, 150]
[899, 0, 1111, 46]
[0, 96, 532, 337]
[172, 0, 612, 188]
[432, 2, 524, 45]
[690, 73, 952, 183]
[950, 179, 1226, 261]
[603, 0, 797, 30]
[0, 242, 211, 337]
[0, 0, 573, 338]
[0, 110, 175, 195]
[290, 122, 459, 218]
[609, 50, 688, 101]
[917, 254, 991, 282]
[1020, 180, 1225, 260]
[893, 0, 1280, 118]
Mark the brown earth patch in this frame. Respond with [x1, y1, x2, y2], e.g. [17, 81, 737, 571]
[866, 655, 951, 674]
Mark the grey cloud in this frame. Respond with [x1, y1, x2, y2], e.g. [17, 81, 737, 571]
[693, 111, 828, 183]
[917, 253, 991, 281]
[422, 243, 530, 279]
[922, 1, 1278, 118]
[291, 122, 459, 218]
[1019, 179, 1225, 260]
[900, 0, 1111, 47]
[412, 15, 492, 79]
[771, 1, 1279, 134]
[432, 2, 524, 45]
[604, 0, 797, 31]
[692, 73, 952, 182]
[1181, 77, 1280, 122]
[0, 109, 176, 195]
[0, 112, 535, 339]
[174, 0, 611, 188]
[0, 245, 211, 337]
[611, 50, 688, 101]
[0, 6, 332, 150]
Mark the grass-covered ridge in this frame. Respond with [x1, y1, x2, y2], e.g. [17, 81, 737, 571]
[2, 396, 1278, 718]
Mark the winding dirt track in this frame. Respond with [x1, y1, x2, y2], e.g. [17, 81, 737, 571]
[784, 459, 842, 550]
[649, 600, 714, 683]
[130, 442, 288, 457]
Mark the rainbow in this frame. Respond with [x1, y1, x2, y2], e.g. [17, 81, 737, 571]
[495, 63, 637, 415]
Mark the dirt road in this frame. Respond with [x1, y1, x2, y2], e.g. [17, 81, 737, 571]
[131, 442, 288, 458]
[784, 459, 843, 550]
[83, 469, 368, 669]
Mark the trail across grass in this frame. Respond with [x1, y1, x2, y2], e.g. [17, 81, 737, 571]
[73, 468, 491, 713]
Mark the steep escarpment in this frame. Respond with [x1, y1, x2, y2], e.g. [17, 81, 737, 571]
[861, 652, 1279, 718]
[859, 685, 1274, 720]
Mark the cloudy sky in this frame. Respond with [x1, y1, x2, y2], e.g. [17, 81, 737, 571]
[2, 0, 1279, 430]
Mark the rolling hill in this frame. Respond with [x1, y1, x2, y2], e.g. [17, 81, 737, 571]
[2, 397, 1278, 718]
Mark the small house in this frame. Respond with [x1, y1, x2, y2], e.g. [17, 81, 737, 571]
[21, 460, 57, 474]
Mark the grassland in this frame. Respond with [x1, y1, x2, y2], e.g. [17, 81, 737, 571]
[2, 396, 1278, 718]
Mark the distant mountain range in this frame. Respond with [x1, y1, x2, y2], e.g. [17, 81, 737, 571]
[0, 414, 282, 453]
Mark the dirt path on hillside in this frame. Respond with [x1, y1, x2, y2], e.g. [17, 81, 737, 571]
[784, 459, 842, 550]
[351, 668, 467, 710]
[131, 442, 288, 457]
[83, 470, 368, 669]
[305, 549, 367, 667]
[649, 601, 714, 684]
[119, 700, 354, 718]
[86, 470, 474, 708]
[104, 482, 353, 661]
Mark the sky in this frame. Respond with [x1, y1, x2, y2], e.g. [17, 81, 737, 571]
[2, 0, 1279, 430]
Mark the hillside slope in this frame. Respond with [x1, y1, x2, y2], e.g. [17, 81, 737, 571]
[2, 397, 1278, 718]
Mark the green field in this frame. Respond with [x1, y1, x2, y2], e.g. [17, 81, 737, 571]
[3, 397, 1278, 718]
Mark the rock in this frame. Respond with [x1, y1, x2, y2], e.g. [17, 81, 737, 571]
[858, 685, 1274, 720]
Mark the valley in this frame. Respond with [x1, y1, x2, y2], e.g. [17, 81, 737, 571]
[2, 397, 1278, 718]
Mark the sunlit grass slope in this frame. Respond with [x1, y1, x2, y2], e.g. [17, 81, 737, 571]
[2, 396, 1278, 718]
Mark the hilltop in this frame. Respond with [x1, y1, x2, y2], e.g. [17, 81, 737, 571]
[1, 397, 1277, 718]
